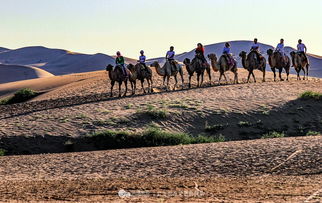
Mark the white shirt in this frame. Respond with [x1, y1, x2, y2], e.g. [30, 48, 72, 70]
[276, 43, 284, 53]
[251, 43, 260, 50]
[297, 43, 306, 52]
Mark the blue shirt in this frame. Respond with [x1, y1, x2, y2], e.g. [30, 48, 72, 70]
[139, 55, 146, 63]
[166, 51, 175, 60]
[223, 47, 230, 54]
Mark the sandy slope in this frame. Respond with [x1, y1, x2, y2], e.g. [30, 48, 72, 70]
[0, 64, 54, 84]
[0, 71, 103, 99]
[0, 68, 321, 202]
[0, 136, 321, 202]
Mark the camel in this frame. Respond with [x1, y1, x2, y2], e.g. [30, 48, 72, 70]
[150, 61, 184, 91]
[106, 64, 135, 97]
[239, 51, 266, 83]
[290, 51, 309, 80]
[127, 63, 154, 93]
[207, 53, 238, 84]
[267, 49, 290, 81]
[183, 57, 211, 88]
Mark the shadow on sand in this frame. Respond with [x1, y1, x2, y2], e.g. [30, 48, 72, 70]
[0, 96, 321, 156]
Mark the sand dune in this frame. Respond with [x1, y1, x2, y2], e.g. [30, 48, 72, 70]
[0, 64, 54, 84]
[0, 71, 104, 99]
[0, 47, 9, 53]
[0, 46, 115, 75]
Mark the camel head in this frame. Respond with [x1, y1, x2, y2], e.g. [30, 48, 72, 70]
[239, 51, 247, 58]
[290, 51, 296, 58]
[106, 64, 114, 71]
[183, 58, 191, 65]
[267, 49, 274, 56]
[127, 63, 135, 71]
[207, 53, 217, 61]
[149, 61, 160, 68]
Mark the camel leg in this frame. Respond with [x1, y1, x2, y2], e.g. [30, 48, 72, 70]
[297, 71, 300, 80]
[163, 76, 166, 89]
[118, 81, 122, 97]
[200, 73, 204, 87]
[286, 68, 289, 81]
[302, 68, 306, 80]
[306, 64, 309, 80]
[262, 70, 266, 82]
[146, 79, 151, 93]
[110, 81, 115, 97]
[234, 72, 239, 84]
[141, 80, 146, 94]
[180, 70, 184, 89]
[150, 78, 154, 92]
[272, 68, 276, 82]
[166, 75, 170, 91]
[188, 75, 192, 88]
[130, 81, 134, 95]
[279, 68, 284, 81]
[218, 72, 223, 85]
[207, 68, 212, 84]
[223, 73, 228, 83]
[132, 81, 136, 95]
[123, 81, 128, 97]
[197, 74, 200, 87]
[173, 75, 178, 91]
[247, 71, 251, 83]
[252, 71, 256, 83]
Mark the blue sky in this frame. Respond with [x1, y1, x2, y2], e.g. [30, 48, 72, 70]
[0, 0, 321, 58]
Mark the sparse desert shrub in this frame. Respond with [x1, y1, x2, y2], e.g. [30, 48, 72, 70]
[261, 110, 270, 115]
[125, 104, 133, 109]
[0, 88, 38, 105]
[0, 149, 6, 156]
[261, 131, 285, 139]
[137, 106, 168, 119]
[168, 103, 190, 109]
[84, 127, 222, 150]
[75, 114, 88, 119]
[306, 131, 320, 136]
[299, 91, 322, 100]
[205, 123, 225, 133]
[238, 121, 252, 127]
[141, 127, 191, 146]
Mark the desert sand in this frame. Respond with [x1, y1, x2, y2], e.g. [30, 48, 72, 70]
[0, 67, 321, 202]
[0, 136, 321, 202]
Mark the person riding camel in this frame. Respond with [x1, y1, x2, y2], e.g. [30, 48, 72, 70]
[138, 50, 148, 70]
[194, 43, 207, 66]
[223, 42, 234, 66]
[275, 39, 286, 60]
[250, 38, 262, 64]
[166, 46, 176, 72]
[115, 51, 127, 77]
[296, 39, 309, 65]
